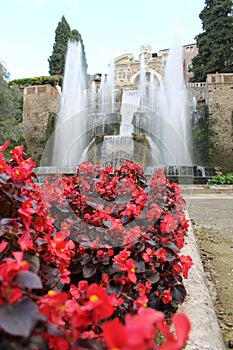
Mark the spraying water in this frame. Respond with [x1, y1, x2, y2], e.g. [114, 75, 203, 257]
[149, 72, 156, 111]
[90, 81, 96, 113]
[52, 40, 87, 167]
[156, 40, 191, 166]
[106, 60, 115, 113]
[139, 53, 146, 107]
[98, 62, 115, 115]
[99, 74, 107, 113]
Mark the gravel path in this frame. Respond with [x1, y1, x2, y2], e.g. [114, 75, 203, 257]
[184, 186, 233, 349]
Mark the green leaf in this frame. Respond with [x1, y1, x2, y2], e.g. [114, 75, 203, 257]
[0, 299, 44, 337]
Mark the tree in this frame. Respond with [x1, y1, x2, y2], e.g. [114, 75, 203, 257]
[48, 16, 71, 75]
[191, 0, 233, 82]
[48, 16, 87, 76]
[0, 62, 24, 153]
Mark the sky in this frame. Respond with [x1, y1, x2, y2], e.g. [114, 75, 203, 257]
[0, 0, 205, 80]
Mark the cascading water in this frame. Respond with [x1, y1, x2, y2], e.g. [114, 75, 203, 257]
[119, 90, 142, 135]
[101, 89, 142, 167]
[52, 40, 88, 167]
[101, 136, 134, 168]
[193, 96, 197, 112]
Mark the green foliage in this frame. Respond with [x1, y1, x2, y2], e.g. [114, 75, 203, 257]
[0, 62, 24, 153]
[192, 118, 209, 165]
[48, 16, 87, 76]
[9, 74, 63, 89]
[208, 173, 233, 184]
[46, 112, 56, 140]
[190, 0, 233, 82]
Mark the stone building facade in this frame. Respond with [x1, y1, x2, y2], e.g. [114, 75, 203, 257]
[113, 43, 198, 90]
[182, 43, 198, 83]
[90, 43, 198, 93]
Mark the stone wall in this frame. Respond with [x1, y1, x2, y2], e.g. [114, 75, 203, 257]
[206, 73, 233, 172]
[186, 82, 206, 103]
[22, 84, 59, 163]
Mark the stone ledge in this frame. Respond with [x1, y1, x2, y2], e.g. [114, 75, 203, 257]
[180, 212, 225, 350]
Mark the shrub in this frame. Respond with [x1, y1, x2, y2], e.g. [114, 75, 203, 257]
[0, 141, 191, 349]
[8, 75, 63, 89]
[208, 173, 233, 185]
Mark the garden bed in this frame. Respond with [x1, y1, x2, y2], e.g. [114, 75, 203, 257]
[0, 141, 194, 349]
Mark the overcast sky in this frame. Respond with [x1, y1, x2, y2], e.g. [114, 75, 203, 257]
[0, 0, 205, 80]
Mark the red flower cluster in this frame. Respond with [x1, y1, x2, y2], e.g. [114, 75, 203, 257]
[0, 142, 192, 349]
[102, 307, 190, 350]
[0, 252, 29, 303]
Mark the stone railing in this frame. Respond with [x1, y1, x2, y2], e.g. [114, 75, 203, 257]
[207, 73, 233, 84]
[186, 82, 206, 88]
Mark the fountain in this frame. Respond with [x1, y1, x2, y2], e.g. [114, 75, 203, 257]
[39, 37, 214, 184]
[126, 39, 193, 175]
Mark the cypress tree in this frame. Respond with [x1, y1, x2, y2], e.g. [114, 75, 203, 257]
[191, 0, 233, 82]
[48, 16, 87, 76]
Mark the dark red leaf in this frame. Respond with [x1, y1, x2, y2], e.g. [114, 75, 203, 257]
[143, 269, 160, 283]
[107, 279, 122, 295]
[0, 340, 18, 350]
[0, 299, 45, 337]
[83, 263, 97, 278]
[24, 253, 40, 274]
[171, 284, 187, 304]
[14, 270, 42, 289]
[74, 339, 103, 350]
[134, 259, 146, 273]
